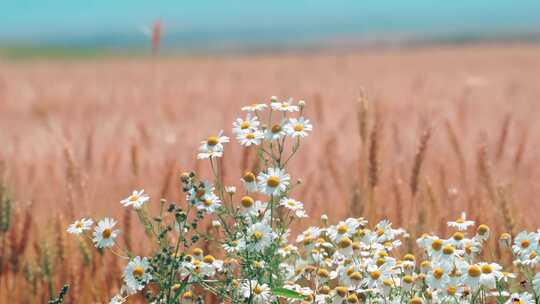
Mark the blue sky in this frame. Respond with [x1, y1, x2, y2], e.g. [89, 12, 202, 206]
[1, 1, 539, 44]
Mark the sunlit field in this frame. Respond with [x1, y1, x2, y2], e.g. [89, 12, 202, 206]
[1, 44, 540, 303]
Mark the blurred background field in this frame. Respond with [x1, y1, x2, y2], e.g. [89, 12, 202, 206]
[1, 1, 540, 303]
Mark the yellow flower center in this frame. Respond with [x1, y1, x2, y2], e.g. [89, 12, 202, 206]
[433, 268, 444, 280]
[383, 278, 393, 286]
[369, 270, 381, 280]
[347, 294, 358, 303]
[403, 275, 414, 284]
[293, 123, 304, 132]
[335, 286, 348, 297]
[182, 291, 194, 299]
[203, 255, 215, 264]
[243, 171, 256, 182]
[240, 196, 254, 208]
[129, 195, 138, 202]
[447, 286, 457, 296]
[453, 232, 464, 241]
[337, 225, 348, 234]
[102, 228, 112, 239]
[338, 237, 352, 249]
[376, 258, 385, 267]
[271, 124, 282, 133]
[207, 136, 219, 146]
[317, 268, 329, 278]
[431, 239, 443, 251]
[403, 254, 415, 262]
[203, 199, 213, 206]
[252, 231, 263, 241]
[132, 266, 144, 278]
[468, 265, 481, 277]
[481, 264, 492, 274]
[443, 245, 455, 255]
[266, 176, 280, 188]
[477, 224, 489, 235]
[192, 248, 203, 256]
[253, 286, 263, 295]
[521, 239, 531, 248]
[240, 121, 250, 129]
[246, 133, 255, 140]
[410, 297, 423, 304]
[75, 222, 83, 228]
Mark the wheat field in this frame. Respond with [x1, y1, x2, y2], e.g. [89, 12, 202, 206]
[1, 44, 540, 302]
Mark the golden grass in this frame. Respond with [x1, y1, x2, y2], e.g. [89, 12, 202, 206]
[1, 44, 540, 302]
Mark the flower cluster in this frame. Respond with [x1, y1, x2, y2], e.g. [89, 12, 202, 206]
[67, 97, 540, 304]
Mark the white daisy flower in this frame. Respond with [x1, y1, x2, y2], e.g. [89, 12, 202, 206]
[120, 189, 150, 209]
[236, 129, 264, 146]
[197, 131, 229, 159]
[264, 121, 287, 141]
[67, 218, 93, 235]
[461, 264, 481, 290]
[447, 212, 475, 231]
[232, 114, 260, 134]
[92, 218, 120, 248]
[279, 197, 308, 218]
[513, 231, 535, 257]
[195, 193, 222, 213]
[200, 255, 223, 277]
[241, 171, 258, 192]
[426, 267, 450, 290]
[240, 280, 273, 304]
[285, 117, 313, 138]
[271, 99, 299, 112]
[327, 218, 360, 242]
[506, 292, 535, 304]
[477, 262, 502, 289]
[247, 222, 275, 251]
[241, 103, 268, 112]
[123, 256, 152, 291]
[257, 167, 290, 196]
[187, 181, 215, 205]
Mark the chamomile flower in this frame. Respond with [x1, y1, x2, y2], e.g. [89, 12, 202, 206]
[236, 129, 264, 146]
[232, 114, 260, 134]
[257, 167, 290, 196]
[195, 193, 222, 213]
[285, 117, 313, 138]
[123, 256, 152, 291]
[92, 218, 120, 248]
[477, 262, 502, 289]
[506, 293, 535, 304]
[265, 121, 287, 141]
[197, 131, 229, 159]
[200, 255, 223, 277]
[461, 264, 482, 290]
[120, 189, 150, 209]
[328, 218, 360, 242]
[67, 218, 93, 235]
[279, 197, 308, 218]
[240, 280, 272, 304]
[447, 212, 475, 231]
[241, 103, 268, 112]
[241, 171, 258, 192]
[271, 99, 299, 112]
[513, 231, 535, 257]
[247, 222, 275, 251]
[426, 267, 450, 290]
